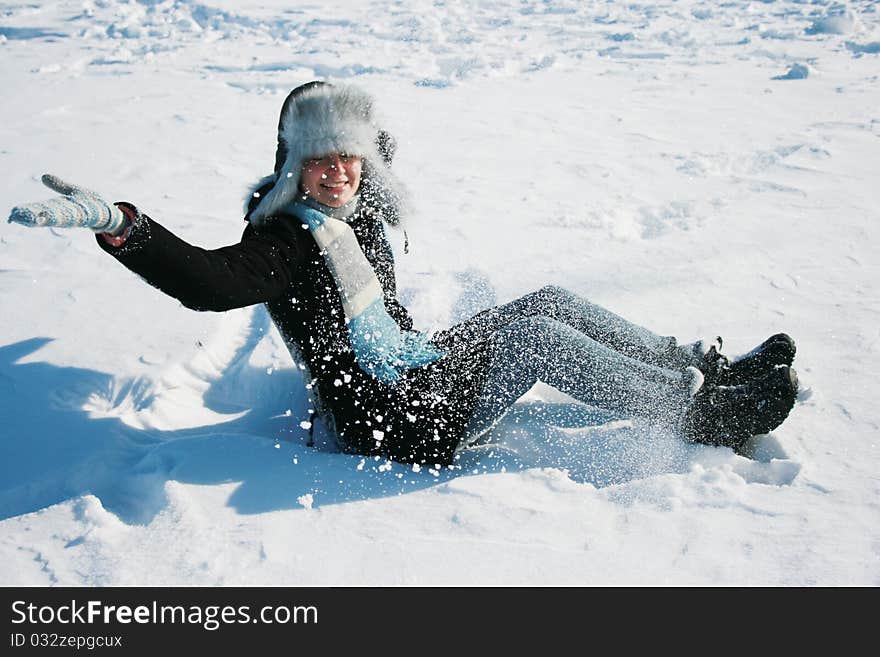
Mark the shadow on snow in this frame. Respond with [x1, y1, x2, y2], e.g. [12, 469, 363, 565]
[0, 316, 792, 526]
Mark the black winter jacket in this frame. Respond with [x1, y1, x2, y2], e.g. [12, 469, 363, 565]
[97, 202, 490, 465]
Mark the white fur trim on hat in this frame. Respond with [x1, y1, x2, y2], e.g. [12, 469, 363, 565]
[249, 84, 401, 225]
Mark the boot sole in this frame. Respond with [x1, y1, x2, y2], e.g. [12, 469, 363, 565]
[681, 366, 798, 449]
[751, 366, 798, 436]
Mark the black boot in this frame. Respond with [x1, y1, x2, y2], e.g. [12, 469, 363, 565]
[681, 365, 798, 449]
[701, 334, 796, 386]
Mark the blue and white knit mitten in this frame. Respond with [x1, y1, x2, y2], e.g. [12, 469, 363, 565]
[8, 174, 126, 235]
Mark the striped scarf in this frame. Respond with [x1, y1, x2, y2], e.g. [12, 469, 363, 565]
[286, 198, 444, 384]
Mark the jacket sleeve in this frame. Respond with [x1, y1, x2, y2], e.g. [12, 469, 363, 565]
[96, 203, 302, 312]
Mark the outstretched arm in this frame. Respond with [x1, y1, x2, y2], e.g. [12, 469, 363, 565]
[97, 204, 303, 311]
[9, 174, 304, 312]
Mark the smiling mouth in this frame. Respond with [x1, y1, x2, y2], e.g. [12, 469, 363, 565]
[321, 181, 349, 190]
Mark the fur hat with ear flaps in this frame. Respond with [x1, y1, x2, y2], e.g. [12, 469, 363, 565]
[246, 81, 407, 226]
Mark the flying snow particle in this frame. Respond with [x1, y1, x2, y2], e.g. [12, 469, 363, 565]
[297, 494, 314, 509]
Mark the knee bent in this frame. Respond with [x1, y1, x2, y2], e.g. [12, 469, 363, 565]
[536, 284, 574, 303]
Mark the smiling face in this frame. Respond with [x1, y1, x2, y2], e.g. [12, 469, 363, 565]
[298, 153, 363, 207]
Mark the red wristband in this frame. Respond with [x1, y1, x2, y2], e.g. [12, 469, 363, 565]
[99, 205, 136, 247]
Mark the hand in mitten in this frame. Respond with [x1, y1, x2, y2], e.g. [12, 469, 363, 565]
[8, 174, 127, 235]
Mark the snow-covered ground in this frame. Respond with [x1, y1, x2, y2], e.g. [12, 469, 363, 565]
[1, 0, 878, 585]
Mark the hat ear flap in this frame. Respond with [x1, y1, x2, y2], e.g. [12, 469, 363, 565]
[249, 155, 302, 225]
[245, 176, 278, 218]
[377, 129, 396, 165]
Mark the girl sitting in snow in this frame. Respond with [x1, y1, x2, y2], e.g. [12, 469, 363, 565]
[8, 81, 798, 466]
